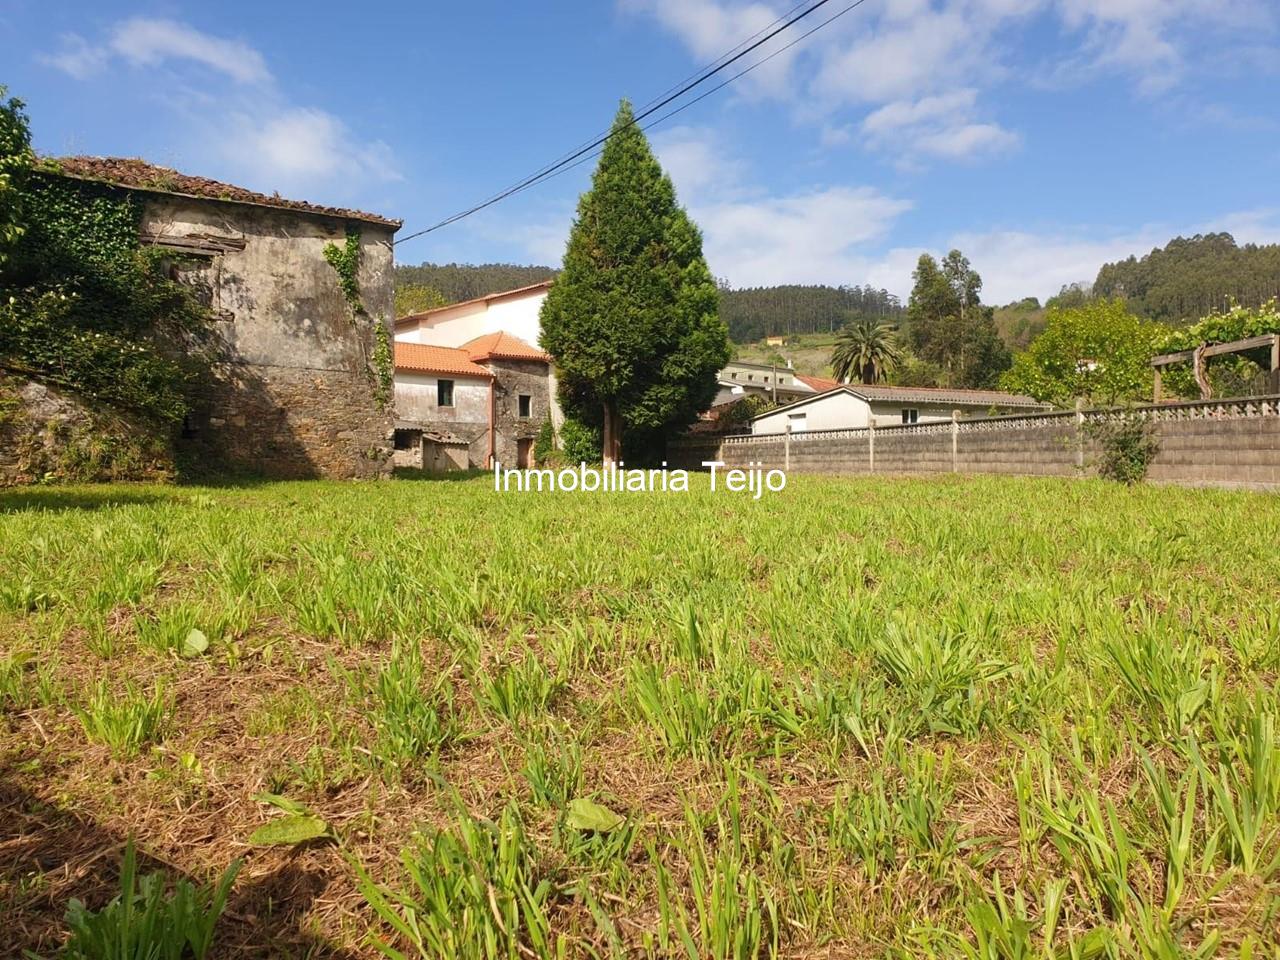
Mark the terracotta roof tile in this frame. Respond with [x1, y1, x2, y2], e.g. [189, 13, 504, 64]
[849, 384, 1045, 406]
[44, 156, 401, 228]
[394, 343, 494, 378]
[797, 374, 841, 393]
[461, 331, 551, 363]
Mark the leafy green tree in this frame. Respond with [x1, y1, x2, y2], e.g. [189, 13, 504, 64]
[0, 86, 33, 267]
[831, 317, 902, 384]
[1000, 299, 1165, 405]
[906, 250, 1010, 388]
[539, 100, 728, 463]
[394, 282, 448, 318]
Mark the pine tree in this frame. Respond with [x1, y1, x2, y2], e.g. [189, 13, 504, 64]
[539, 101, 728, 463]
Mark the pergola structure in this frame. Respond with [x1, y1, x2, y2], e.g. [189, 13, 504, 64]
[1151, 333, 1280, 402]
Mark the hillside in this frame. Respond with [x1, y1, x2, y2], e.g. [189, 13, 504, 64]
[395, 262, 559, 303]
[1093, 233, 1280, 324]
[394, 264, 904, 345]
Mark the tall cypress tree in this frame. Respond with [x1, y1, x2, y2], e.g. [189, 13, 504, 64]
[539, 100, 728, 463]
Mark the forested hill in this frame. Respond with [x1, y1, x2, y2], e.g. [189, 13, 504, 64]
[1093, 233, 1280, 324]
[394, 263, 904, 344]
[395, 263, 559, 303]
[719, 284, 903, 343]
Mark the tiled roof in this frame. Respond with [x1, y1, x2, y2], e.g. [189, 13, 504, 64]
[394, 343, 494, 378]
[461, 331, 551, 363]
[849, 385, 1045, 406]
[396, 280, 554, 324]
[797, 374, 841, 393]
[45, 156, 401, 228]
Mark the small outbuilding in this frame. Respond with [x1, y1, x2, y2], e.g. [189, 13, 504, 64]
[751, 385, 1048, 435]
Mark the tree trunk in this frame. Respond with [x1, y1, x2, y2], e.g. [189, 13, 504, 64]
[601, 400, 622, 465]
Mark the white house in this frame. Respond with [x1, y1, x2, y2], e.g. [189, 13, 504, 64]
[712, 360, 821, 406]
[751, 385, 1048, 435]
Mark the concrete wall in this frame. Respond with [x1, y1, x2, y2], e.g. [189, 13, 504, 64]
[141, 195, 396, 478]
[394, 371, 491, 424]
[754, 392, 871, 434]
[671, 397, 1280, 491]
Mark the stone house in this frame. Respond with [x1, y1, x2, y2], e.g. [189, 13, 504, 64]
[48, 156, 402, 479]
[393, 282, 558, 470]
[395, 281, 562, 432]
[393, 332, 552, 470]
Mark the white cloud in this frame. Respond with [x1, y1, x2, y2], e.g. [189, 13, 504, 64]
[878, 208, 1280, 305]
[108, 18, 269, 84]
[37, 34, 108, 80]
[41, 18, 269, 84]
[690, 185, 913, 285]
[651, 125, 746, 197]
[622, 0, 801, 98]
[861, 89, 1018, 161]
[37, 17, 398, 197]
[230, 108, 400, 184]
[628, 0, 1279, 159]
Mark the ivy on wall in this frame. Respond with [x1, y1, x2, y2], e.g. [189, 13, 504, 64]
[324, 227, 364, 319]
[323, 225, 394, 411]
[1, 167, 207, 424]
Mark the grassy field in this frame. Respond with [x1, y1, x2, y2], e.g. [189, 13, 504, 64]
[1, 474, 1278, 958]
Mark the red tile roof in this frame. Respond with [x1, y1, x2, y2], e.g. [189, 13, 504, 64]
[461, 331, 551, 363]
[395, 280, 553, 324]
[394, 343, 494, 378]
[797, 374, 841, 393]
[44, 156, 401, 228]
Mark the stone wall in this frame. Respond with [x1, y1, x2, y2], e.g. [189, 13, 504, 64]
[670, 397, 1280, 491]
[0, 373, 173, 485]
[140, 194, 396, 479]
[489, 359, 551, 468]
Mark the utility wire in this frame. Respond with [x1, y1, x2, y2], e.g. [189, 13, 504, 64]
[468, 0, 816, 204]
[414, 0, 871, 208]
[395, 0, 841, 245]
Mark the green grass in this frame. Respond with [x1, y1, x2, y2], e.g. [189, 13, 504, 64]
[1, 474, 1278, 957]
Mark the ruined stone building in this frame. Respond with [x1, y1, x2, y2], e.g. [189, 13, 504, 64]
[393, 283, 556, 470]
[50, 157, 402, 478]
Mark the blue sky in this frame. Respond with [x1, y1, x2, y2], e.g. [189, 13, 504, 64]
[4, 0, 1278, 303]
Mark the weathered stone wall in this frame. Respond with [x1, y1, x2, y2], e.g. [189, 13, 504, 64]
[671, 398, 1280, 491]
[140, 195, 396, 479]
[0, 373, 173, 485]
[489, 359, 551, 468]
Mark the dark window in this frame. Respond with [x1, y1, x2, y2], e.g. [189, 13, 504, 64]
[437, 379, 454, 407]
[393, 429, 419, 450]
[901, 408, 919, 424]
[518, 394, 532, 418]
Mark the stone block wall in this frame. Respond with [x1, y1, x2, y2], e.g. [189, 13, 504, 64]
[143, 195, 396, 479]
[670, 398, 1280, 491]
[489, 359, 551, 468]
[0, 373, 174, 485]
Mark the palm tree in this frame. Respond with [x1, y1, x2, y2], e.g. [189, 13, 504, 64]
[831, 317, 903, 384]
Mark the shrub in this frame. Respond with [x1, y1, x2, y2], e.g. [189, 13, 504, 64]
[532, 417, 554, 465]
[558, 415, 600, 465]
[1087, 413, 1159, 484]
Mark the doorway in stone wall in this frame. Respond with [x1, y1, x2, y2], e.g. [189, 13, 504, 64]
[517, 438, 533, 468]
